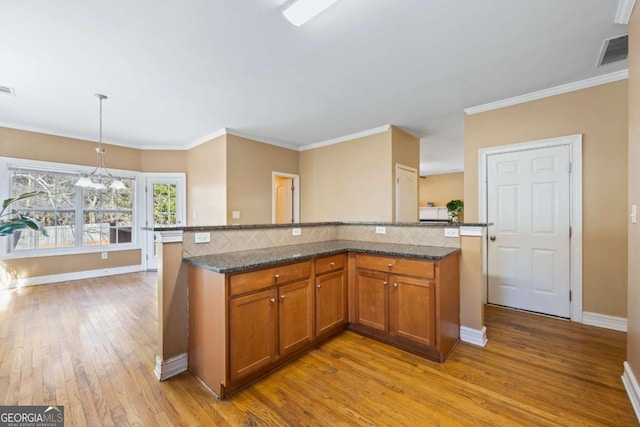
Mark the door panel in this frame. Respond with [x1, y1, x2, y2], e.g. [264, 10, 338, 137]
[229, 289, 278, 382]
[487, 145, 571, 317]
[278, 280, 314, 356]
[395, 165, 418, 222]
[389, 275, 435, 347]
[355, 269, 388, 331]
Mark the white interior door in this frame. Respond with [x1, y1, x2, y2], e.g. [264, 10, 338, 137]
[487, 145, 571, 317]
[396, 164, 418, 222]
[145, 174, 185, 270]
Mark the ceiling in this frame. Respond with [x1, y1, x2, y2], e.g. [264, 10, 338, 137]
[0, 0, 629, 175]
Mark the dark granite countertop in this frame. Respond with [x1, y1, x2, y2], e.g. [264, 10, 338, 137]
[143, 221, 490, 232]
[183, 240, 461, 274]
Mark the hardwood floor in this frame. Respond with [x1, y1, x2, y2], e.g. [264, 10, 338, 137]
[0, 272, 637, 426]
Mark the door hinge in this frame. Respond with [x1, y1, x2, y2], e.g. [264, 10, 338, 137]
[569, 162, 572, 173]
[569, 226, 572, 238]
[569, 290, 572, 301]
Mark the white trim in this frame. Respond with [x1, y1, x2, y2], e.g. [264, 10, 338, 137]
[459, 226, 484, 237]
[478, 134, 583, 322]
[1, 264, 143, 288]
[183, 127, 227, 150]
[464, 70, 628, 115]
[271, 172, 301, 224]
[582, 312, 627, 332]
[139, 144, 191, 151]
[419, 168, 464, 176]
[299, 125, 391, 151]
[154, 353, 188, 381]
[226, 128, 299, 151]
[460, 326, 488, 347]
[155, 230, 183, 243]
[622, 361, 640, 422]
[615, 0, 637, 24]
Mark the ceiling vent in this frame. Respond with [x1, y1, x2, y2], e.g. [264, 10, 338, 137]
[0, 86, 15, 96]
[598, 34, 628, 66]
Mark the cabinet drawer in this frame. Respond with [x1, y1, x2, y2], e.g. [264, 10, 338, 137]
[315, 253, 347, 275]
[229, 260, 312, 296]
[355, 254, 434, 279]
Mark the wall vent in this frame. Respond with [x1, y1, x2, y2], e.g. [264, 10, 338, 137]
[0, 86, 15, 96]
[598, 34, 628, 66]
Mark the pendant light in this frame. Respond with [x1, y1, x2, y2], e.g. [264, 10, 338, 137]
[75, 94, 126, 190]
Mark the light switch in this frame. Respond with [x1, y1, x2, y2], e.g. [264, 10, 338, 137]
[632, 204, 637, 224]
[444, 228, 460, 238]
[232, 211, 240, 219]
[375, 226, 386, 234]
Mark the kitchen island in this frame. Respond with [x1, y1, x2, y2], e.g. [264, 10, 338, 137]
[184, 239, 460, 399]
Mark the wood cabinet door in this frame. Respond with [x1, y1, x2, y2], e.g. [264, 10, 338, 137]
[389, 274, 435, 347]
[278, 280, 314, 357]
[355, 269, 389, 331]
[316, 270, 347, 336]
[229, 288, 278, 383]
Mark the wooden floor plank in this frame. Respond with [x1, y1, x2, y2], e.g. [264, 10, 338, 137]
[0, 272, 636, 426]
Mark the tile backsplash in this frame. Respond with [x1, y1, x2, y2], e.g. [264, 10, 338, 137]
[182, 224, 459, 257]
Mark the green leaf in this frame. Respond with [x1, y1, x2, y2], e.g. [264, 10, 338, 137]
[18, 214, 48, 237]
[0, 220, 28, 236]
[2, 190, 45, 210]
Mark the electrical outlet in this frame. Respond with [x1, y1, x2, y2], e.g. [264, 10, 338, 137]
[194, 232, 211, 243]
[101, 252, 108, 260]
[375, 226, 386, 234]
[232, 211, 240, 219]
[444, 228, 460, 238]
[292, 228, 302, 236]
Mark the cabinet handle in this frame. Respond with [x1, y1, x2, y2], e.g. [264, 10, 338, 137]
[280, 295, 286, 300]
[316, 284, 321, 289]
[383, 281, 388, 286]
[270, 298, 275, 303]
[274, 274, 280, 279]
[393, 283, 398, 288]
[387, 263, 393, 269]
[330, 262, 335, 267]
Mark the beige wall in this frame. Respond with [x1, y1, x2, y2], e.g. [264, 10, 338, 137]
[300, 130, 393, 222]
[391, 126, 420, 221]
[464, 80, 629, 318]
[226, 135, 299, 225]
[186, 135, 227, 226]
[628, 7, 640, 380]
[141, 150, 188, 173]
[420, 172, 464, 207]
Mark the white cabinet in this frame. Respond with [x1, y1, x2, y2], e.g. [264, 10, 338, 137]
[419, 207, 448, 221]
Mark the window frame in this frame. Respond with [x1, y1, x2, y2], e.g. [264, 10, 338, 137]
[0, 156, 143, 259]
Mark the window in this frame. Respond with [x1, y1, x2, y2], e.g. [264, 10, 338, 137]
[7, 166, 136, 252]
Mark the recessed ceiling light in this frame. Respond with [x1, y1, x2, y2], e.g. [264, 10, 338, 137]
[0, 86, 15, 96]
[283, 0, 340, 27]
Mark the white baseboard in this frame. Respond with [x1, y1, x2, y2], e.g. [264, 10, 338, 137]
[154, 353, 188, 381]
[2, 264, 144, 288]
[622, 361, 640, 423]
[460, 326, 488, 347]
[582, 311, 628, 332]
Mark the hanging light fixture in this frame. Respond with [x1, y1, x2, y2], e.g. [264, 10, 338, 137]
[75, 94, 126, 190]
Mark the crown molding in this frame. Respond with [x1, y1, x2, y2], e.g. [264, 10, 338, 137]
[0, 120, 143, 149]
[419, 168, 464, 177]
[183, 127, 228, 150]
[225, 128, 300, 151]
[464, 70, 629, 115]
[615, 0, 636, 24]
[299, 124, 391, 151]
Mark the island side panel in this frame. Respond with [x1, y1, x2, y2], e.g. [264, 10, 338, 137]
[158, 241, 188, 362]
[437, 252, 461, 360]
[188, 265, 227, 398]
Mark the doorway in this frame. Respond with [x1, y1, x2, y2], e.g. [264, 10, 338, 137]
[144, 173, 186, 270]
[395, 164, 418, 222]
[272, 172, 300, 224]
[479, 135, 583, 321]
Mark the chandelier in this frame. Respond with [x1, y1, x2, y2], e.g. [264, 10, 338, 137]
[75, 94, 126, 190]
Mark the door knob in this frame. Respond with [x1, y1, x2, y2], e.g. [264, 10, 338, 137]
[330, 262, 335, 267]
[393, 283, 398, 288]
[383, 281, 388, 286]
[489, 235, 496, 241]
[270, 298, 275, 303]
[274, 274, 280, 279]
[280, 295, 286, 300]
[316, 284, 321, 289]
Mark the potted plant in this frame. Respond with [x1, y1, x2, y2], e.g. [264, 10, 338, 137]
[0, 191, 48, 237]
[446, 199, 464, 223]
